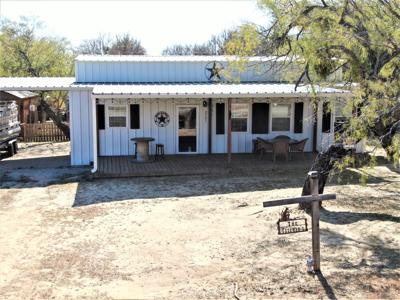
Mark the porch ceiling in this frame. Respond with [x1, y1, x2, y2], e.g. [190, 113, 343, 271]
[90, 83, 350, 98]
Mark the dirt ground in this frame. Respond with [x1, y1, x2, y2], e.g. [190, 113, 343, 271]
[0, 142, 399, 299]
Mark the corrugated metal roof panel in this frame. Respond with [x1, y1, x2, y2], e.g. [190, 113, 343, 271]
[75, 55, 279, 63]
[2, 91, 38, 98]
[90, 83, 348, 98]
[0, 77, 77, 91]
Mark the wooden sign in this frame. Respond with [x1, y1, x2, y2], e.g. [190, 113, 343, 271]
[277, 218, 308, 235]
[263, 171, 337, 272]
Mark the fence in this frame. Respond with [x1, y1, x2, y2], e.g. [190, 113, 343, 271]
[21, 122, 69, 142]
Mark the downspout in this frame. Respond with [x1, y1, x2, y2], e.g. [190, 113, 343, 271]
[91, 94, 98, 173]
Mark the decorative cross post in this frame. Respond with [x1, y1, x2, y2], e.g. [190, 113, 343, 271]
[263, 171, 336, 272]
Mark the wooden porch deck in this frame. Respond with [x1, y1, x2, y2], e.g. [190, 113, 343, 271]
[95, 153, 315, 178]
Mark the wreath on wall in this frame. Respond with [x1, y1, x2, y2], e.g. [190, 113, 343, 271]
[154, 111, 170, 127]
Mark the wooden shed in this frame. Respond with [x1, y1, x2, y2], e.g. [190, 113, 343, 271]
[0, 90, 40, 124]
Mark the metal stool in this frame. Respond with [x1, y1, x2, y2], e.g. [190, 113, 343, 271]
[134, 142, 138, 158]
[155, 143, 164, 161]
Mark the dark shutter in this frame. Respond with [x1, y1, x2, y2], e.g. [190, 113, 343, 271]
[252, 103, 269, 134]
[130, 104, 140, 129]
[294, 102, 304, 133]
[322, 102, 331, 132]
[216, 103, 225, 134]
[97, 104, 105, 130]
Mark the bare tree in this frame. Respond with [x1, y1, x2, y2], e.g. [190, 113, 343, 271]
[78, 34, 112, 55]
[108, 34, 146, 55]
[162, 29, 236, 55]
[77, 33, 146, 55]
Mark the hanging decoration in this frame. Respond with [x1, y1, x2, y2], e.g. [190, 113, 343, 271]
[154, 111, 170, 127]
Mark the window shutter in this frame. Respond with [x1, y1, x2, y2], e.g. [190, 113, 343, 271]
[97, 104, 105, 130]
[322, 102, 331, 132]
[130, 104, 140, 129]
[216, 103, 225, 134]
[294, 102, 304, 133]
[252, 103, 269, 134]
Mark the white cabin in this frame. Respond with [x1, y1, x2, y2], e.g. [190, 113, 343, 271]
[0, 55, 350, 168]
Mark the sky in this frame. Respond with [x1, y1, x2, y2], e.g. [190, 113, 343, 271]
[0, 0, 269, 55]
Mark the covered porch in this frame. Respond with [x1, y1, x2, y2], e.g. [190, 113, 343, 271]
[94, 153, 315, 178]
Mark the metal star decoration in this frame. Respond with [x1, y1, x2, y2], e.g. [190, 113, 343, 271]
[154, 111, 170, 127]
[205, 61, 224, 82]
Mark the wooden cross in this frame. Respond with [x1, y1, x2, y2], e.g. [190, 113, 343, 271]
[263, 171, 336, 272]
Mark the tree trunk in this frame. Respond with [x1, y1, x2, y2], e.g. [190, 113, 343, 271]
[380, 120, 400, 156]
[39, 97, 70, 139]
[300, 144, 348, 209]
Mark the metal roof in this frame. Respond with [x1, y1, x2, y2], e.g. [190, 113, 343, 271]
[0, 77, 349, 98]
[75, 55, 280, 63]
[0, 77, 77, 91]
[90, 83, 349, 98]
[2, 90, 38, 98]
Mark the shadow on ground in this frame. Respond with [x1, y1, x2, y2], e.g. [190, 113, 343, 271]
[320, 207, 400, 224]
[72, 163, 397, 207]
[0, 155, 90, 189]
[321, 228, 400, 271]
[72, 172, 305, 207]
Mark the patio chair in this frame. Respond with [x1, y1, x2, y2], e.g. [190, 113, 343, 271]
[272, 139, 289, 162]
[289, 138, 308, 160]
[257, 137, 274, 159]
[252, 139, 259, 153]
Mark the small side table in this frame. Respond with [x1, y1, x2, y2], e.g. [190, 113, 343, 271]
[131, 137, 155, 162]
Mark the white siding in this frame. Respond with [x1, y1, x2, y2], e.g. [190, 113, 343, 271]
[98, 98, 209, 156]
[96, 97, 314, 157]
[69, 89, 93, 166]
[212, 98, 314, 153]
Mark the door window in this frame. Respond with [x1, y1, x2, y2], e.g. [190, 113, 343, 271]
[178, 107, 197, 152]
[231, 103, 248, 132]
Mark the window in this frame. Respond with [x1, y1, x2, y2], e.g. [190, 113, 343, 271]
[271, 104, 291, 131]
[108, 105, 126, 127]
[334, 99, 350, 134]
[231, 103, 248, 132]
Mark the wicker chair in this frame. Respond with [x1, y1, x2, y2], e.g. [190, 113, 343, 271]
[289, 138, 308, 160]
[252, 139, 259, 153]
[257, 137, 274, 159]
[272, 139, 289, 162]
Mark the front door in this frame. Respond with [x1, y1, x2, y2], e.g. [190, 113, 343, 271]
[177, 106, 198, 153]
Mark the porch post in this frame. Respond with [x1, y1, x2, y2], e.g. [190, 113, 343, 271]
[91, 94, 98, 173]
[312, 99, 318, 153]
[208, 98, 212, 154]
[227, 98, 232, 166]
